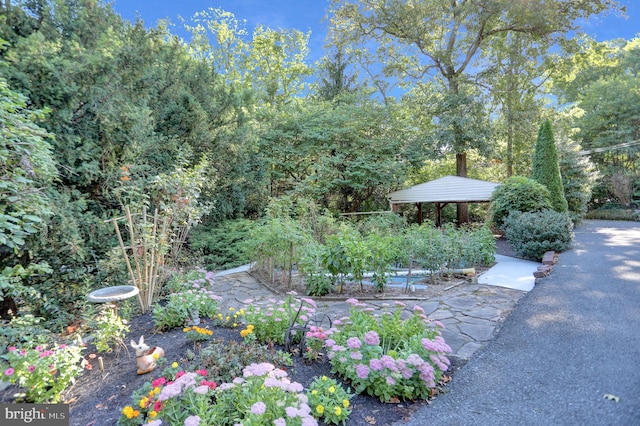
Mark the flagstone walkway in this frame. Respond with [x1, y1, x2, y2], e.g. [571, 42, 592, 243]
[213, 268, 530, 360]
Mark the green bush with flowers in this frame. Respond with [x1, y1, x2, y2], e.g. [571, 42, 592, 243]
[306, 375, 353, 425]
[207, 362, 317, 426]
[118, 362, 318, 426]
[117, 362, 217, 426]
[1, 343, 84, 403]
[243, 293, 317, 345]
[153, 269, 223, 331]
[325, 299, 451, 402]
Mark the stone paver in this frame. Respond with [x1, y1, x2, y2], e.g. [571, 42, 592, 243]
[213, 269, 528, 360]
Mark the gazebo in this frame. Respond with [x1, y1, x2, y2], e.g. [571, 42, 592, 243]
[387, 176, 501, 226]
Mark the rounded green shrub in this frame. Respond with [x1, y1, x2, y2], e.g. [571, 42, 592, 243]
[490, 176, 552, 231]
[503, 210, 573, 261]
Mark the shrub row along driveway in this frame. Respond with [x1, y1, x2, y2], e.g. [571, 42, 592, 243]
[403, 220, 640, 425]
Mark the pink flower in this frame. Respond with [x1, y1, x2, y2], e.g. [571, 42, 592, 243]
[8, 347, 16, 352]
[184, 415, 201, 426]
[199, 380, 217, 390]
[193, 385, 209, 395]
[195, 369, 207, 377]
[251, 401, 266, 415]
[364, 331, 380, 346]
[35, 346, 43, 352]
[153, 400, 163, 411]
[369, 359, 383, 371]
[175, 371, 186, 379]
[350, 351, 363, 360]
[59, 344, 67, 349]
[28, 365, 36, 373]
[4, 368, 14, 376]
[386, 376, 396, 386]
[346, 337, 361, 349]
[355, 363, 370, 379]
[152, 377, 167, 388]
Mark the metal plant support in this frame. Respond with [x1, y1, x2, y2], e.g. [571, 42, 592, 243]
[284, 300, 332, 356]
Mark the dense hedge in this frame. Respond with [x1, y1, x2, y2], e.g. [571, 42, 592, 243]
[503, 210, 573, 261]
[490, 176, 551, 231]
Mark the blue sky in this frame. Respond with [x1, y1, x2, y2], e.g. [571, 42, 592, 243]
[111, 0, 639, 62]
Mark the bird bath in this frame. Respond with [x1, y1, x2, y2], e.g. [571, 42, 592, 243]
[87, 285, 139, 316]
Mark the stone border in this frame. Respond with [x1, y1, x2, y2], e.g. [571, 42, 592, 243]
[534, 250, 558, 280]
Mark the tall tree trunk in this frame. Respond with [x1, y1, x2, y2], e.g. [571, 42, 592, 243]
[456, 151, 469, 224]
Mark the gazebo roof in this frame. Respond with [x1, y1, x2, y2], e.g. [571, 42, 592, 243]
[388, 175, 501, 204]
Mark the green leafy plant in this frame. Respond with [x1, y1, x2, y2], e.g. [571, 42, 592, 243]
[298, 242, 333, 296]
[188, 218, 254, 270]
[90, 306, 130, 353]
[117, 370, 217, 426]
[304, 325, 328, 363]
[490, 176, 552, 230]
[243, 294, 317, 345]
[1, 343, 85, 403]
[326, 299, 451, 402]
[153, 269, 223, 331]
[0, 314, 51, 353]
[207, 362, 316, 425]
[363, 233, 396, 292]
[197, 338, 292, 385]
[183, 325, 214, 343]
[307, 375, 353, 425]
[503, 210, 573, 260]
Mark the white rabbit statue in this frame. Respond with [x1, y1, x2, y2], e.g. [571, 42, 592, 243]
[130, 336, 164, 375]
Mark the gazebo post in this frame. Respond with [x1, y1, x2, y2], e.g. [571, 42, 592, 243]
[416, 202, 423, 225]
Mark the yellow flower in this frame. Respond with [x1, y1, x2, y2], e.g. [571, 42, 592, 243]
[333, 406, 342, 416]
[311, 390, 318, 395]
[139, 396, 149, 408]
[218, 313, 223, 319]
[149, 411, 157, 418]
[122, 406, 135, 419]
[152, 352, 160, 360]
[247, 324, 255, 331]
[226, 316, 230, 321]
[316, 405, 325, 415]
[233, 323, 237, 327]
[342, 399, 350, 408]
[321, 376, 327, 381]
[132, 410, 140, 418]
[239, 309, 245, 315]
[183, 327, 191, 332]
[328, 386, 335, 393]
[229, 307, 235, 311]
[240, 329, 252, 338]
[171, 362, 178, 368]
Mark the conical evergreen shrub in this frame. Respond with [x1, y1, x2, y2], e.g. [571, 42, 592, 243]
[532, 120, 568, 213]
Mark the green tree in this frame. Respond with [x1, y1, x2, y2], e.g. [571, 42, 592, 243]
[550, 37, 640, 206]
[532, 120, 568, 212]
[0, 78, 56, 318]
[328, 0, 622, 222]
[258, 98, 417, 212]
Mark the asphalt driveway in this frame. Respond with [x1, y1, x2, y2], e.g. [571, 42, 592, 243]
[402, 220, 640, 425]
